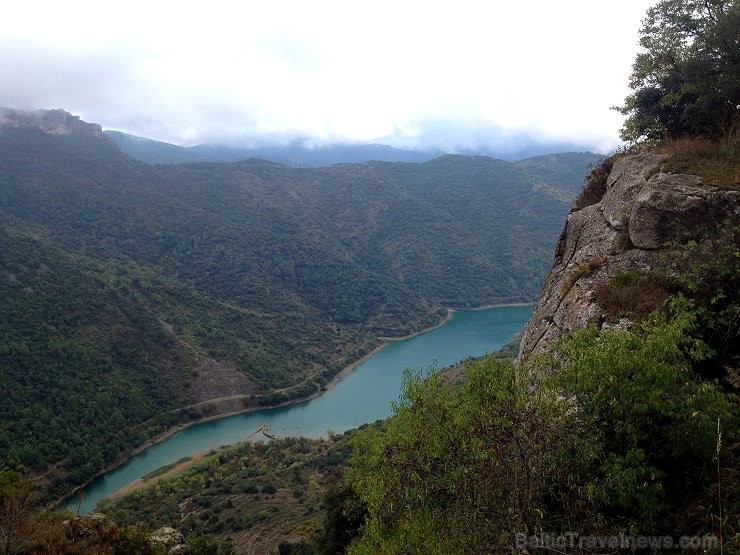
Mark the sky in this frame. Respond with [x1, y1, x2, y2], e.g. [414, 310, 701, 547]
[0, 0, 657, 154]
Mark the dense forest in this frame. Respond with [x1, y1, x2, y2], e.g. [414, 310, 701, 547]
[0, 120, 599, 500]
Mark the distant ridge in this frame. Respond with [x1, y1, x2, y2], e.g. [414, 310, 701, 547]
[104, 130, 441, 166]
[104, 129, 603, 168]
[103, 130, 205, 164]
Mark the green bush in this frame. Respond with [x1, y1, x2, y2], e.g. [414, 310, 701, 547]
[342, 301, 739, 552]
[573, 157, 614, 209]
[552, 303, 737, 533]
[344, 359, 570, 553]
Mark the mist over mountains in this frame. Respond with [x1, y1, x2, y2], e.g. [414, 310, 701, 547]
[104, 129, 597, 167]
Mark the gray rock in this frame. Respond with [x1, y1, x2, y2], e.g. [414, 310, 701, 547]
[600, 153, 663, 231]
[0, 107, 103, 137]
[630, 174, 740, 249]
[150, 526, 184, 547]
[517, 153, 738, 364]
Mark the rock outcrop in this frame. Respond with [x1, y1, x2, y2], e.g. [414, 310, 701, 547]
[150, 526, 186, 553]
[517, 153, 739, 362]
[0, 107, 103, 137]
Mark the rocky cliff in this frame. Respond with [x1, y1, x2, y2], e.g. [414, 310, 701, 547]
[518, 152, 739, 362]
[0, 107, 103, 137]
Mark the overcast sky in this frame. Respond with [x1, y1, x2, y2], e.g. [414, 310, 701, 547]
[1, 0, 656, 153]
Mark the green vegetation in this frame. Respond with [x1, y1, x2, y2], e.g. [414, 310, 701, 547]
[572, 157, 615, 209]
[142, 459, 191, 481]
[0, 470, 236, 554]
[616, 0, 739, 142]
[658, 136, 739, 188]
[0, 123, 592, 500]
[97, 435, 354, 554]
[0, 225, 196, 498]
[598, 226, 739, 382]
[342, 299, 738, 553]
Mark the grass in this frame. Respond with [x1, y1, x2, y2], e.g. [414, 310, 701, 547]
[658, 136, 739, 189]
[573, 157, 615, 210]
[142, 462, 181, 480]
[562, 257, 606, 294]
[595, 269, 673, 321]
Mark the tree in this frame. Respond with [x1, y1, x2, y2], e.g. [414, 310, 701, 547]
[342, 304, 739, 552]
[552, 306, 737, 532]
[343, 362, 573, 553]
[617, 0, 739, 141]
[0, 473, 40, 555]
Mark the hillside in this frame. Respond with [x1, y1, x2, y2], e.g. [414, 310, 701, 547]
[0, 109, 595, 499]
[339, 147, 739, 553]
[21, 144, 734, 555]
[96, 433, 355, 555]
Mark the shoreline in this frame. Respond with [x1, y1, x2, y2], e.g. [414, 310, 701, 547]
[88, 344, 393, 505]
[377, 302, 536, 341]
[59, 339, 396, 509]
[450, 301, 536, 311]
[106, 448, 222, 501]
[61, 302, 530, 508]
[377, 308, 454, 341]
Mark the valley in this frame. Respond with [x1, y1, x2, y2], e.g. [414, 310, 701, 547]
[68, 304, 533, 514]
[0, 110, 599, 501]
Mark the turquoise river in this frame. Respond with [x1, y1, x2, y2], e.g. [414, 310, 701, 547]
[68, 304, 533, 513]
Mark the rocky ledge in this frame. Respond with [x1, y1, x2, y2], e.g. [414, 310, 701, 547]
[0, 107, 103, 137]
[517, 152, 739, 362]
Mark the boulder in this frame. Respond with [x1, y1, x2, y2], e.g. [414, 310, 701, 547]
[150, 526, 184, 548]
[517, 153, 739, 363]
[630, 174, 740, 249]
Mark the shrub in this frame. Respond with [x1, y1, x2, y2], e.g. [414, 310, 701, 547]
[552, 303, 737, 534]
[344, 361, 571, 553]
[573, 157, 614, 209]
[595, 269, 672, 321]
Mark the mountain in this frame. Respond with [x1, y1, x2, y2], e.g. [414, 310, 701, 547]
[105, 130, 603, 168]
[187, 140, 441, 166]
[0, 109, 599, 499]
[103, 131, 206, 164]
[513, 151, 605, 194]
[104, 131, 441, 166]
[81, 144, 739, 554]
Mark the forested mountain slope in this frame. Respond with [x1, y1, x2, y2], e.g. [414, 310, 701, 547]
[0, 111, 592, 498]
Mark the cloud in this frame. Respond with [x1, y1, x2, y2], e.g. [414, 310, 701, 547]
[0, 0, 656, 153]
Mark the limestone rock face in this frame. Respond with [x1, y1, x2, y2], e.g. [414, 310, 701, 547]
[629, 174, 740, 249]
[0, 107, 103, 137]
[517, 153, 739, 362]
